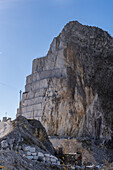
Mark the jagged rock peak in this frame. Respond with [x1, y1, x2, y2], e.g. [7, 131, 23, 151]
[48, 20, 113, 58]
[60, 20, 112, 38]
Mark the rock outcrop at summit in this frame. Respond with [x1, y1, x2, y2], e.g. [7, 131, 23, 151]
[17, 21, 113, 145]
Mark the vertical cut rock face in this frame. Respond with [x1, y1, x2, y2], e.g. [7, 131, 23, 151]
[17, 21, 113, 143]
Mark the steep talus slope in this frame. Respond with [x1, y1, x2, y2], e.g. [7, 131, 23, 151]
[0, 116, 59, 169]
[0, 116, 55, 155]
[17, 21, 113, 146]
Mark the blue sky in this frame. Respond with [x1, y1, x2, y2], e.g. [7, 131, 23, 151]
[0, 0, 113, 120]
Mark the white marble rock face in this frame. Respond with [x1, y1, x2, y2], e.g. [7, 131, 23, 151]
[17, 21, 113, 141]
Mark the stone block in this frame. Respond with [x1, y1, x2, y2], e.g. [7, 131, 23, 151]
[22, 109, 43, 117]
[38, 152, 44, 161]
[75, 166, 81, 170]
[93, 165, 100, 169]
[34, 79, 48, 90]
[27, 104, 42, 112]
[86, 165, 96, 169]
[19, 150, 24, 155]
[31, 152, 37, 156]
[26, 75, 32, 84]
[8, 139, 14, 145]
[26, 156, 33, 160]
[35, 116, 42, 122]
[32, 72, 38, 82]
[14, 145, 18, 150]
[57, 161, 60, 165]
[25, 84, 32, 92]
[23, 146, 30, 151]
[26, 151, 31, 156]
[10, 144, 13, 150]
[34, 110, 42, 117]
[19, 146, 21, 150]
[35, 88, 46, 97]
[29, 147, 35, 153]
[23, 154, 26, 157]
[38, 152, 44, 157]
[6, 148, 9, 151]
[36, 68, 67, 80]
[27, 91, 35, 99]
[22, 93, 28, 101]
[45, 156, 50, 162]
[50, 155, 58, 160]
[24, 97, 43, 106]
[1, 140, 8, 148]
[32, 57, 47, 73]
[45, 160, 51, 164]
[22, 112, 32, 119]
[33, 156, 38, 160]
[50, 158, 56, 163]
[44, 154, 50, 157]
[56, 50, 64, 67]
[51, 162, 58, 165]
[42, 157, 46, 162]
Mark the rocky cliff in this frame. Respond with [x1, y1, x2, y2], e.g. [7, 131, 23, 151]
[17, 21, 113, 145]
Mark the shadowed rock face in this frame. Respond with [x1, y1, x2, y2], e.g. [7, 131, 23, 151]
[17, 21, 113, 145]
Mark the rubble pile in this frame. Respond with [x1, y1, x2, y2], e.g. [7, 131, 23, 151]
[23, 146, 60, 165]
[0, 116, 61, 169]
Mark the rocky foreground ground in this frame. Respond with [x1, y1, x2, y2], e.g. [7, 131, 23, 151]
[0, 150, 60, 170]
[0, 116, 62, 169]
